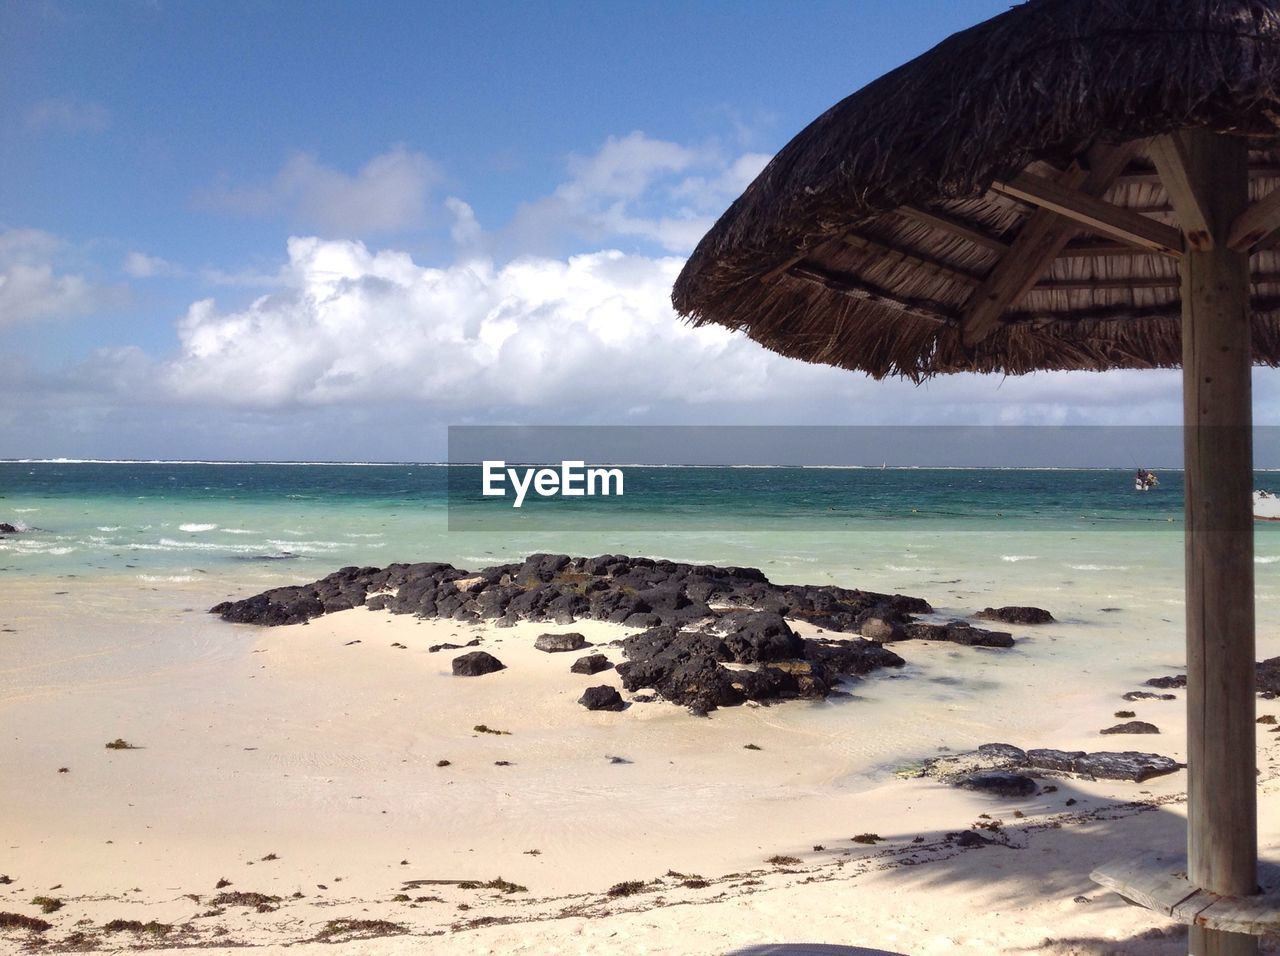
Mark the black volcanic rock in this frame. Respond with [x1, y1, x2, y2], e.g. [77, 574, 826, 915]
[860, 614, 908, 642]
[952, 770, 1038, 798]
[1073, 751, 1181, 781]
[913, 743, 1182, 786]
[977, 743, 1028, 763]
[975, 606, 1054, 625]
[579, 685, 625, 711]
[534, 632, 590, 653]
[804, 638, 905, 675]
[905, 621, 1014, 648]
[570, 654, 613, 675]
[1101, 720, 1160, 735]
[451, 651, 505, 677]
[1141, 661, 1280, 698]
[1026, 748, 1086, 772]
[707, 611, 805, 662]
[1257, 657, 1280, 697]
[210, 554, 938, 712]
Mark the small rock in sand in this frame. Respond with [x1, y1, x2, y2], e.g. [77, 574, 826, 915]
[975, 606, 1054, 625]
[579, 685, 625, 711]
[451, 651, 506, 676]
[535, 632, 591, 653]
[570, 653, 613, 675]
[1100, 720, 1159, 735]
[952, 770, 1038, 798]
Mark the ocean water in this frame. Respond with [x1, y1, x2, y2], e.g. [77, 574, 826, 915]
[4, 461, 1280, 814]
[2, 461, 1278, 591]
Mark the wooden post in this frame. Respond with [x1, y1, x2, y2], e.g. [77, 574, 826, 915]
[1178, 130, 1257, 956]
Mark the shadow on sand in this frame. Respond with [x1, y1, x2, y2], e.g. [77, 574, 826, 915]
[728, 947, 908, 956]
[725, 772, 1280, 955]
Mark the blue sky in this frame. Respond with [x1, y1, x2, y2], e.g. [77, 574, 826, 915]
[3, 0, 1277, 461]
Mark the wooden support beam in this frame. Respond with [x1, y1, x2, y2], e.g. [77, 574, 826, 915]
[760, 235, 845, 284]
[896, 206, 1010, 254]
[1034, 271, 1280, 291]
[1058, 240, 1154, 258]
[992, 172, 1183, 257]
[1180, 129, 1258, 956]
[784, 263, 953, 324]
[960, 143, 1141, 347]
[1150, 133, 1217, 251]
[1115, 163, 1280, 184]
[1229, 186, 1280, 253]
[840, 233, 981, 288]
[1035, 276, 1178, 291]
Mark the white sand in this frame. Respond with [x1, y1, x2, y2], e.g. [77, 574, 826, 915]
[3, 574, 1280, 953]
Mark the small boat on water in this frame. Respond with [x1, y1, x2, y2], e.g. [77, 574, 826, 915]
[1134, 469, 1158, 492]
[1257, 490, 1280, 521]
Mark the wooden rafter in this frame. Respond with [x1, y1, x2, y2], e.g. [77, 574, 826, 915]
[991, 172, 1183, 257]
[1115, 163, 1280, 184]
[959, 142, 1142, 347]
[1059, 239, 1157, 258]
[896, 206, 1009, 254]
[1034, 273, 1280, 290]
[840, 233, 981, 287]
[1228, 186, 1280, 252]
[785, 263, 954, 324]
[1149, 133, 1216, 251]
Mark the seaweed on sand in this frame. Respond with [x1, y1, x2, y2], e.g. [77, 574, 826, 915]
[314, 918, 408, 941]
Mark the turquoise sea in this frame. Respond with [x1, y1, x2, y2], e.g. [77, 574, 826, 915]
[2, 461, 1277, 598]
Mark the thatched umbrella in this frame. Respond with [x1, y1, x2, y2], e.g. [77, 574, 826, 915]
[674, 1, 1280, 952]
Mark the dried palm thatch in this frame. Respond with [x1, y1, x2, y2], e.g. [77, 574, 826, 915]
[672, 0, 1280, 380]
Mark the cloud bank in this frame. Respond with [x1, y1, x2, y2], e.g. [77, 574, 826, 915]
[204, 147, 443, 235]
[0, 229, 121, 326]
[6, 132, 1279, 460]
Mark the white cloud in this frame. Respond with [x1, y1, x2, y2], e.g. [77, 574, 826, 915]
[123, 250, 181, 278]
[163, 236, 751, 409]
[149, 235, 1232, 429]
[444, 197, 483, 258]
[0, 229, 118, 326]
[508, 133, 773, 255]
[560, 132, 705, 203]
[204, 147, 442, 235]
[26, 96, 110, 133]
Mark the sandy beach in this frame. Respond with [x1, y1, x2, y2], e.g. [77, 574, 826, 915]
[4, 562, 1280, 954]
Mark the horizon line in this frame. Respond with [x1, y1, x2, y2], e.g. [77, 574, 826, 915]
[0, 457, 1247, 471]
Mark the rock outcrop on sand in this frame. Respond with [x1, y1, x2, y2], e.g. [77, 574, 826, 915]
[860, 615, 1014, 647]
[975, 606, 1054, 625]
[614, 621, 903, 715]
[210, 553, 1025, 713]
[210, 553, 936, 632]
[909, 741, 1182, 788]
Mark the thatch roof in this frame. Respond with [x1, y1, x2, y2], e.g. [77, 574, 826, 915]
[672, 0, 1280, 379]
